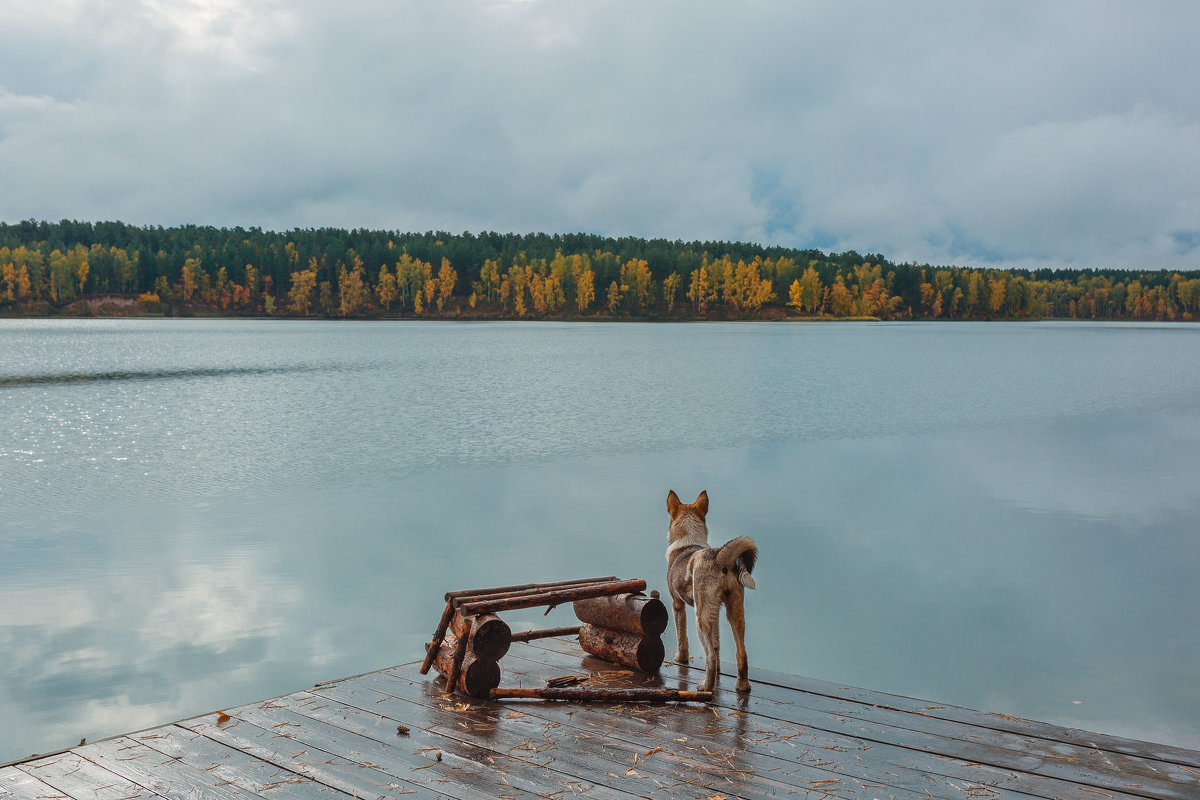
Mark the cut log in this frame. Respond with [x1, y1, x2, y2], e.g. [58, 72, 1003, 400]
[577, 623, 664, 673]
[449, 611, 511, 661]
[490, 687, 710, 702]
[573, 592, 668, 637]
[427, 630, 501, 698]
[458, 578, 647, 616]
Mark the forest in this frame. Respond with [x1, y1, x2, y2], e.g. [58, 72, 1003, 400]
[2, 219, 1199, 321]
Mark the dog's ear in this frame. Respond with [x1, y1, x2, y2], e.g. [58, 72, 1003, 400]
[694, 490, 708, 517]
[667, 490, 681, 516]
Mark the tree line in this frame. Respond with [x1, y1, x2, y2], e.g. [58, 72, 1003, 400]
[2, 219, 1198, 321]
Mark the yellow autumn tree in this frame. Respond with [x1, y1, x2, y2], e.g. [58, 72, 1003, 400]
[687, 266, 716, 314]
[480, 259, 501, 304]
[828, 276, 855, 316]
[621, 258, 654, 312]
[287, 263, 318, 315]
[606, 280, 622, 314]
[377, 264, 397, 311]
[576, 269, 595, 312]
[179, 259, 198, 302]
[662, 271, 681, 312]
[437, 258, 457, 311]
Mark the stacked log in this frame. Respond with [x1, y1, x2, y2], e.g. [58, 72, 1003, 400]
[573, 592, 667, 673]
[427, 612, 511, 697]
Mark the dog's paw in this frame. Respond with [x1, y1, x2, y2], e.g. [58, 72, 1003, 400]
[697, 679, 713, 692]
[736, 679, 751, 693]
[673, 651, 689, 663]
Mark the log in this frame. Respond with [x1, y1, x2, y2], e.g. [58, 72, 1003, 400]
[449, 611, 511, 661]
[450, 577, 621, 608]
[428, 631, 501, 698]
[573, 592, 668, 636]
[490, 687, 710, 702]
[444, 576, 616, 602]
[459, 579, 647, 616]
[419, 600, 456, 675]
[509, 626, 582, 642]
[577, 623, 664, 673]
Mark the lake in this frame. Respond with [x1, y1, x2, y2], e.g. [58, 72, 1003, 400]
[2, 318, 1198, 762]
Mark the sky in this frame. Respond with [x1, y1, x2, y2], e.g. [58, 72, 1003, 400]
[1, 0, 1198, 270]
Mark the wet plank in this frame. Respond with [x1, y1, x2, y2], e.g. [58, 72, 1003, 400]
[12, 751, 157, 800]
[182, 711, 448, 799]
[277, 690, 660, 800]
[74, 736, 255, 799]
[322, 668, 969, 800]
[6, 640, 1198, 800]
[0, 766, 70, 800]
[512, 638, 1196, 800]
[132, 724, 350, 799]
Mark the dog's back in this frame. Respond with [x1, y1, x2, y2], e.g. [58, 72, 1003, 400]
[665, 489, 757, 692]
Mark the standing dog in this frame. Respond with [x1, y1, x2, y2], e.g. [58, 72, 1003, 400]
[665, 489, 758, 692]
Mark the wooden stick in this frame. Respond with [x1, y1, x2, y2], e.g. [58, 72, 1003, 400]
[509, 626, 582, 642]
[451, 578, 621, 608]
[459, 579, 647, 616]
[445, 577, 616, 602]
[445, 618, 472, 692]
[490, 687, 711, 702]
[419, 600, 455, 675]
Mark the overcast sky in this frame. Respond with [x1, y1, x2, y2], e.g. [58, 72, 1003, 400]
[2, 1, 1198, 269]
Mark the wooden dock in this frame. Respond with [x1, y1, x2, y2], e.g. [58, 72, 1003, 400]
[3, 637, 1197, 800]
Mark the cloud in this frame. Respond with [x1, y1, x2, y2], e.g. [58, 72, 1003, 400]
[1, 1, 1198, 269]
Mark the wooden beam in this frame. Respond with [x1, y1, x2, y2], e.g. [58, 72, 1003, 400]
[509, 626, 582, 642]
[444, 576, 616, 602]
[458, 579, 647, 616]
[490, 687, 711, 702]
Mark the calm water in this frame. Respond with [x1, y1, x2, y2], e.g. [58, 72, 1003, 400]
[2, 318, 1199, 762]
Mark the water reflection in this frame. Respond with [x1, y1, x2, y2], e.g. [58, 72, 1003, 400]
[2, 320, 1198, 762]
[0, 362, 358, 387]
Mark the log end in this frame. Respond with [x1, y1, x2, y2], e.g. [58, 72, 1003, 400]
[639, 597, 669, 637]
[635, 635, 666, 673]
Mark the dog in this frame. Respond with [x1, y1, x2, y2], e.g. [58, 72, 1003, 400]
[665, 489, 757, 693]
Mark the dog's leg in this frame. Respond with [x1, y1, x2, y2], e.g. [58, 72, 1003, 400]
[724, 587, 750, 693]
[696, 599, 721, 692]
[672, 596, 689, 662]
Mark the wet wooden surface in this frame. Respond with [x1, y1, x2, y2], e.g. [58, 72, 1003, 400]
[3, 639, 1197, 800]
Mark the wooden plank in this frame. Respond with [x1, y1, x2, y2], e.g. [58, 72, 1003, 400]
[516, 642, 1171, 800]
[132, 724, 349, 798]
[0, 766, 70, 800]
[271, 691, 655, 800]
[14, 752, 158, 800]
[700, 650, 1200, 771]
[182, 712, 446, 800]
[310, 677, 889, 800]
[507, 640, 1173, 800]
[333, 661, 995, 800]
[75, 737, 253, 800]
[225, 699, 553, 800]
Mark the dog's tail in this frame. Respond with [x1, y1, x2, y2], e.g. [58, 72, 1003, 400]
[717, 536, 758, 590]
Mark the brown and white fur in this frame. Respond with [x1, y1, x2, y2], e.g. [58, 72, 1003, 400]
[666, 489, 758, 693]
